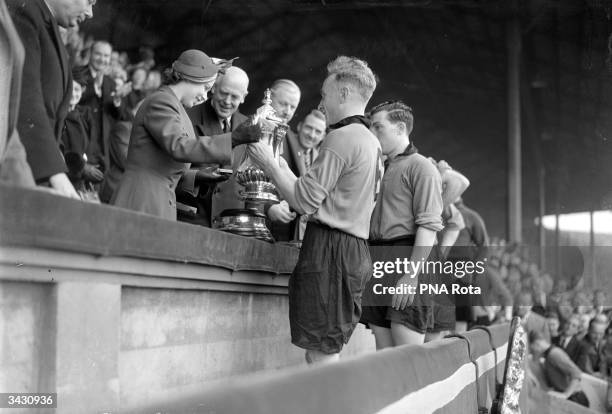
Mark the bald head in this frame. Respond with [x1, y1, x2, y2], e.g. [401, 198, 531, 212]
[211, 66, 249, 120]
[270, 79, 301, 123]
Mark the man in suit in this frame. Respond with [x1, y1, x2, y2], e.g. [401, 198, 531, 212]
[575, 317, 608, 376]
[75, 40, 124, 186]
[8, 0, 95, 198]
[529, 330, 590, 407]
[176, 66, 250, 226]
[283, 109, 326, 240]
[553, 313, 582, 362]
[267, 79, 302, 241]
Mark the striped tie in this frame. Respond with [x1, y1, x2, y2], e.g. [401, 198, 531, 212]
[304, 149, 312, 170]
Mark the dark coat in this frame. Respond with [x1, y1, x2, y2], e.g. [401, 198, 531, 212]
[111, 86, 231, 220]
[552, 335, 581, 363]
[8, 0, 71, 181]
[272, 130, 319, 241]
[575, 337, 607, 375]
[0, 0, 35, 186]
[99, 120, 132, 203]
[74, 65, 122, 171]
[175, 100, 248, 226]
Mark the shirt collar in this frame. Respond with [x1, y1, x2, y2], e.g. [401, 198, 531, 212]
[328, 115, 370, 131]
[387, 142, 418, 165]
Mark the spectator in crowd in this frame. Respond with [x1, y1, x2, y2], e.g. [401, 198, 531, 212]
[516, 289, 551, 342]
[556, 294, 575, 327]
[175, 66, 250, 226]
[546, 311, 561, 339]
[361, 100, 443, 349]
[60, 69, 99, 195]
[531, 276, 548, 316]
[529, 330, 590, 407]
[0, 0, 35, 186]
[575, 318, 608, 376]
[594, 290, 608, 316]
[425, 162, 470, 341]
[98, 97, 143, 203]
[111, 50, 264, 220]
[285, 109, 327, 241]
[247, 56, 381, 364]
[553, 313, 582, 362]
[74, 40, 126, 185]
[8, 0, 96, 198]
[124, 67, 148, 112]
[144, 69, 162, 93]
[267, 79, 302, 241]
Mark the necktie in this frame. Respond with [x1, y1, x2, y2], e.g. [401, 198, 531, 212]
[304, 149, 312, 170]
[223, 119, 230, 133]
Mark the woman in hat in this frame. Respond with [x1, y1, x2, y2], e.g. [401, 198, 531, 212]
[111, 49, 262, 220]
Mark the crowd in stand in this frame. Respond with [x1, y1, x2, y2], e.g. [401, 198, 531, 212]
[482, 239, 611, 407]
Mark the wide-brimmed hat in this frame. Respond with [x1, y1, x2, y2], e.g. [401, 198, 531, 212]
[172, 49, 219, 83]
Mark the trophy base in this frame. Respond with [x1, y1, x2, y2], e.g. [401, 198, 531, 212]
[212, 208, 274, 243]
[239, 181, 280, 204]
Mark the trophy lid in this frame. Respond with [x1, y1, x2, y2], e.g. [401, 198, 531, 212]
[254, 88, 284, 125]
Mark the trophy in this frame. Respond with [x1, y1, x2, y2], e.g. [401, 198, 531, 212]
[212, 89, 289, 242]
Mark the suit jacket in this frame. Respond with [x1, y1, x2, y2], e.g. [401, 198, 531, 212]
[75, 66, 123, 171]
[175, 100, 248, 226]
[274, 130, 320, 241]
[111, 86, 231, 220]
[575, 337, 607, 375]
[0, 0, 35, 186]
[8, 0, 71, 181]
[552, 335, 581, 363]
[282, 129, 320, 177]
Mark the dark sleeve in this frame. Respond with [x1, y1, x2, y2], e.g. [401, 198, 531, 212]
[11, 9, 66, 181]
[143, 97, 231, 164]
[575, 343, 593, 373]
[549, 348, 583, 380]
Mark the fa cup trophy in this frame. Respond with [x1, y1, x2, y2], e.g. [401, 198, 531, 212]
[212, 89, 289, 242]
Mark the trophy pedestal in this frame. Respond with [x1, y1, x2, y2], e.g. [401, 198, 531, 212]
[212, 208, 273, 242]
[211, 88, 287, 244]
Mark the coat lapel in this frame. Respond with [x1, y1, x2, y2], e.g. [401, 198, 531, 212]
[41, 2, 69, 90]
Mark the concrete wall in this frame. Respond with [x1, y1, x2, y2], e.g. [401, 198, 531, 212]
[119, 287, 373, 406]
[0, 246, 374, 413]
[0, 282, 54, 396]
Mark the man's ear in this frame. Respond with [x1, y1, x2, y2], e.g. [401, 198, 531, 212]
[339, 85, 350, 102]
[396, 121, 406, 135]
[240, 91, 248, 104]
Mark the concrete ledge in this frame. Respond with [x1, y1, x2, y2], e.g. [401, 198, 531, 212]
[0, 246, 290, 294]
[0, 185, 299, 275]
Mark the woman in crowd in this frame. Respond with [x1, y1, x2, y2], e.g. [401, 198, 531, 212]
[111, 49, 263, 219]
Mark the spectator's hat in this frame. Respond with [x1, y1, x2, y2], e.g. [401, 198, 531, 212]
[172, 49, 219, 83]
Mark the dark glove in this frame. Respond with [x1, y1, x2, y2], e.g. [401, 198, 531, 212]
[231, 116, 274, 148]
[64, 152, 85, 177]
[82, 163, 104, 183]
[195, 166, 229, 184]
